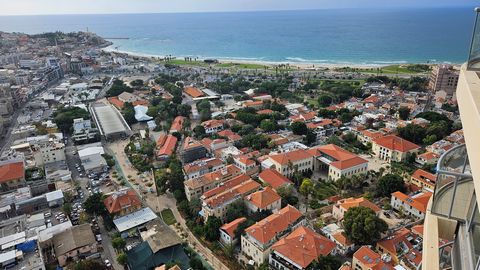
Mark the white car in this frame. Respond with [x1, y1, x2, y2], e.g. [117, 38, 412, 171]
[105, 259, 111, 267]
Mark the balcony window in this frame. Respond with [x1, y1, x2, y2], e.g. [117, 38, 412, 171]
[468, 8, 480, 70]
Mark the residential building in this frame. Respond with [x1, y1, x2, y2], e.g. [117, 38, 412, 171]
[33, 141, 66, 166]
[372, 135, 420, 162]
[104, 188, 142, 217]
[391, 191, 432, 219]
[72, 118, 98, 142]
[244, 187, 282, 214]
[170, 116, 185, 133]
[183, 157, 224, 180]
[332, 197, 381, 220]
[241, 205, 305, 266]
[269, 226, 336, 270]
[415, 151, 439, 165]
[257, 169, 293, 191]
[52, 224, 98, 267]
[219, 217, 247, 246]
[184, 164, 242, 201]
[201, 179, 260, 220]
[234, 156, 258, 176]
[308, 144, 369, 181]
[201, 119, 225, 134]
[180, 136, 207, 163]
[409, 169, 436, 191]
[357, 129, 384, 145]
[77, 142, 107, 173]
[184, 86, 204, 98]
[268, 149, 314, 178]
[422, 15, 480, 268]
[0, 159, 26, 192]
[376, 228, 423, 265]
[352, 246, 394, 270]
[156, 135, 177, 161]
[321, 224, 354, 256]
[429, 64, 460, 95]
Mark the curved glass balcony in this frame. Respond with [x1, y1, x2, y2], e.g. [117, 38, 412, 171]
[468, 8, 480, 70]
[431, 144, 474, 221]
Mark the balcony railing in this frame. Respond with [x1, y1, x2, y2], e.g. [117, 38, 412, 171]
[431, 144, 474, 222]
[468, 8, 480, 70]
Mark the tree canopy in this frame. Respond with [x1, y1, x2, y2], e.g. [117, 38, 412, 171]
[343, 206, 388, 245]
[53, 106, 90, 133]
[376, 173, 406, 197]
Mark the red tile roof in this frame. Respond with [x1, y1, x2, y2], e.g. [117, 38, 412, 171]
[108, 96, 124, 109]
[157, 135, 178, 157]
[391, 191, 432, 213]
[337, 197, 381, 213]
[184, 87, 204, 98]
[271, 226, 336, 268]
[245, 205, 303, 244]
[376, 228, 415, 257]
[308, 144, 368, 170]
[373, 135, 420, 152]
[258, 169, 293, 189]
[220, 217, 247, 238]
[103, 189, 142, 214]
[170, 116, 185, 133]
[0, 161, 24, 184]
[245, 187, 281, 209]
[269, 149, 313, 165]
[411, 169, 436, 184]
[353, 246, 394, 270]
[202, 174, 251, 199]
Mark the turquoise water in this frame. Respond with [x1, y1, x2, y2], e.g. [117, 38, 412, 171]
[0, 8, 474, 64]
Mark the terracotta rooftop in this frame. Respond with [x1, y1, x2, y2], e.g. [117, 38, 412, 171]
[183, 158, 224, 175]
[269, 149, 313, 165]
[184, 164, 242, 189]
[202, 174, 250, 199]
[373, 135, 420, 152]
[157, 135, 178, 157]
[353, 246, 394, 270]
[170, 116, 185, 132]
[184, 86, 204, 98]
[103, 189, 142, 214]
[411, 169, 436, 184]
[377, 228, 416, 257]
[258, 169, 293, 190]
[0, 161, 24, 184]
[308, 144, 368, 170]
[204, 179, 260, 209]
[245, 187, 281, 209]
[108, 96, 125, 109]
[336, 197, 381, 213]
[360, 129, 384, 140]
[392, 191, 432, 213]
[245, 205, 303, 244]
[220, 217, 247, 238]
[271, 226, 336, 268]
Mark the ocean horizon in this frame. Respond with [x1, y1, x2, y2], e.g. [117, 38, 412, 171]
[0, 7, 474, 65]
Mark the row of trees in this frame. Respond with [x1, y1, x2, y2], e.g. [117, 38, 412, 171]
[397, 111, 456, 145]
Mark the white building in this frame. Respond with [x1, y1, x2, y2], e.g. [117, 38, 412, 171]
[72, 118, 98, 142]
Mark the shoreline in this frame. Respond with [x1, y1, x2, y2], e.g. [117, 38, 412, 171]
[102, 45, 459, 70]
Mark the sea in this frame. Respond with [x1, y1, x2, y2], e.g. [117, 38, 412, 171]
[0, 8, 475, 65]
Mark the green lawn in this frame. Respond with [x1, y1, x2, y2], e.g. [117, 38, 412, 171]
[334, 64, 430, 75]
[217, 62, 269, 69]
[160, 209, 177, 225]
[165, 59, 209, 67]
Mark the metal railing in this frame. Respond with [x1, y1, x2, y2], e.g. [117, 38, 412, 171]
[468, 8, 480, 70]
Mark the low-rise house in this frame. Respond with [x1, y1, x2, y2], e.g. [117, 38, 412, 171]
[180, 136, 207, 163]
[52, 224, 98, 267]
[170, 116, 185, 133]
[308, 144, 368, 181]
[257, 169, 293, 191]
[219, 217, 247, 246]
[201, 119, 225, 134]
[269, 226, 336, 270]
[357, 129, 384, 145]
[0, 159, 26, 192]
[184, 164, 242, 201]
[184, 86, 204, 98]
[306, 119, 337, 140]
[372, 135, 420, 162]
[33, 141, 66, 166]
[241, 205, 305, 266]
[218, 129, 242, 143]
[156, 135, 177, 161]
[244, 187, 282, 214]
[376, 228, 423, 265]
[391, 191, 432, 219]
[234, 156, 258, 176]
[409, 169, 436, 191]
[352, 246, 394, 270]
[183, 158, 224, 180]
[104, 188, 142, 217]
[268, 149, 314, 177]
[201, 179, 260, 220]
[415, 151, 439, 165]
[77, 142, 107, 173]
[332, 197, 381, 220]
[321, 224, 355, 256]
[72, 118, 98, 142]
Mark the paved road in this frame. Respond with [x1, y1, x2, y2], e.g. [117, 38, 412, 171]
[106, 140, 230, 270]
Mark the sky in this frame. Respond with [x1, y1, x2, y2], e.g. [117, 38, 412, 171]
[0, 0, 477, 15]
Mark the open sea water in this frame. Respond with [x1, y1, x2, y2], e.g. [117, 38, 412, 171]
[0, 8, 474, 65]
